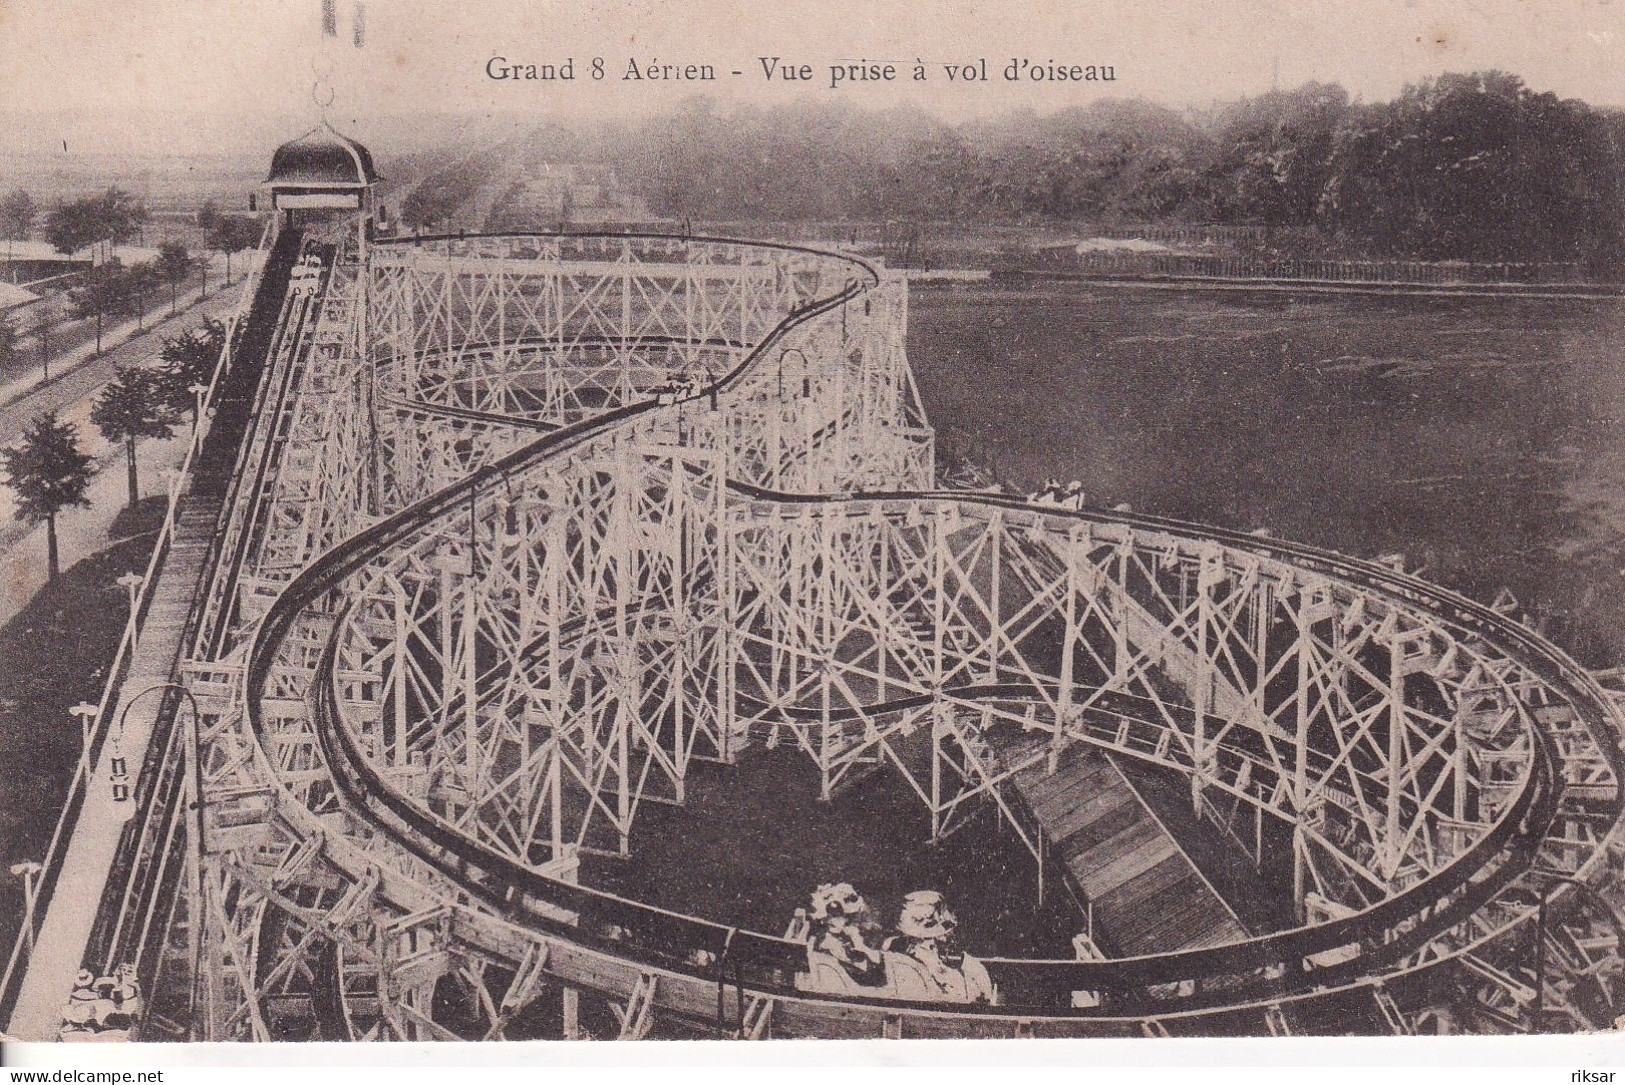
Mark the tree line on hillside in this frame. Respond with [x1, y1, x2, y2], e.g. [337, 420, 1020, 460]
[398, 145, 516, 232]
[392, 72, 1625, 273]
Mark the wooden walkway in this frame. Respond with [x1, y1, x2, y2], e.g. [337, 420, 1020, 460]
[990, 731, 1248, 957]
[6, 234, 300, 1041]
[7, 498, 220, 1040]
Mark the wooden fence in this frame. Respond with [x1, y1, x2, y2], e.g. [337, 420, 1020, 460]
[1028, 247, 1589, 285]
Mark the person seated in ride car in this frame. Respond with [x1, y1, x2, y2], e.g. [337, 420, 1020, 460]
[885, 890, 994, 1003]
[60, 970, 100, 1029]
[97, 963, 142, 1029]
[808, 882, 887, 987]
[1032, 478, 1063, 506]
[885, 890, 964, 991]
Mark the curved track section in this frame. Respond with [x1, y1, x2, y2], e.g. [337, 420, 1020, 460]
[198, 231, 1623, 1039]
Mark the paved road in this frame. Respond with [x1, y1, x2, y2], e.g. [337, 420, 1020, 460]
[0, 431, 189, 627]
[0, 279, 246, 446]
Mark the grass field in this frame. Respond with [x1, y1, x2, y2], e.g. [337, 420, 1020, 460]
[910, 281, 1625, 668]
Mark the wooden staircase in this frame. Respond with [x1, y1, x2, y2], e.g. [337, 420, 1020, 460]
[988, 730, 1248, 956]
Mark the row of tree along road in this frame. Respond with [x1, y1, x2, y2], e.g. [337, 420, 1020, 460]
[0, 186, 259, 374]
[0, 319, 225, 580]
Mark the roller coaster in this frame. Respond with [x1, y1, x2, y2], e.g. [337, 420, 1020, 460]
[5, 206, 1625, 1042]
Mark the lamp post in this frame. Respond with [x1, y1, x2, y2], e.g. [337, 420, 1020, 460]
[68, 703, 98, 776]
[117, 571, 144, 649]
[117, 570, 142, 612]
[187, 383, 208, 429]
[9, 861, 42, 959]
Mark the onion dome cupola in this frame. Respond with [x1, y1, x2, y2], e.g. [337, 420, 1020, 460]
[265, 123, 379, 211]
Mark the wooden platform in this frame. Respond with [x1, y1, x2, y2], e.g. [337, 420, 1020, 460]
[990, 731, 1248, 957]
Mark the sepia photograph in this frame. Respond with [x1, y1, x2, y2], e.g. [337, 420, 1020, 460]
[1, 0, 1625, 1066]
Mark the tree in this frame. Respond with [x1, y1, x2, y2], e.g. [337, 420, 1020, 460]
[92, 187, 146, 246]
[196, 199, 221, 233]
[0, 190, 35, 240]
[35, 316, 52, 380]
[1206, 83, 1350, 227]
[194, 202, 221, 296]
[207, 216, 261, 285]
[156, 242, 192, 316]
[0, 320, 15, 371]
[91, 368, 176, 508]
[71, 260, 137, 354]
[158, 318, 226, 421]
[43, 187, 146, 259]
[1, 412, 96, 581]
[43, 199, 100, 257]
[127, 260, 157, 331]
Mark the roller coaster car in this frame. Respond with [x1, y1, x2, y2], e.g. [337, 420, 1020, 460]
[795, 949, 996, 1004]
[289, 254, 324, 295]
[58, 969, 141, 1042]
[653, 379, 702, 406]
[108, 752, 135, 823]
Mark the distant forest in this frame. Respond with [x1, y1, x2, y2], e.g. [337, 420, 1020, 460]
[394, 72, 1625, 272]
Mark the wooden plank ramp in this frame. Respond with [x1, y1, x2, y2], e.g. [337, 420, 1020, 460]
[987, 730, 1248, 957]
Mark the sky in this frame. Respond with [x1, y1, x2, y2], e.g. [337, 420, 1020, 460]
[2, 0, 1625, 157]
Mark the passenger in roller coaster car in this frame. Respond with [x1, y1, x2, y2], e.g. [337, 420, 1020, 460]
[58, 964, 142, 1042]
[59, 970, 99, 1030]
[1030, 478, 1088, 510]
[100, 964, 143, 1028]
[884, 890, 996, 1004]
[654, 377, 703, 405]
[290, 253, 325, 296]
[806, 882, 887, 988]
